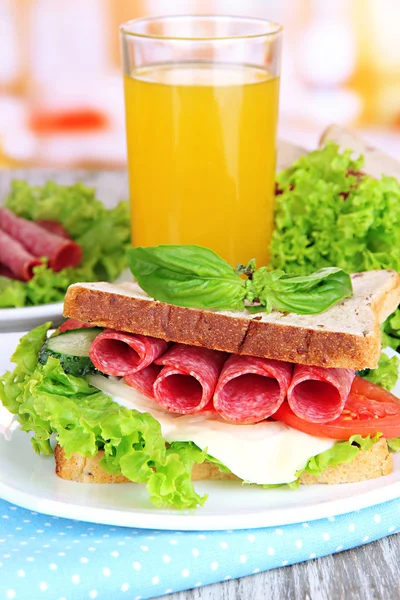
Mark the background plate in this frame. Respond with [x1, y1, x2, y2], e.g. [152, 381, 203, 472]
[1, 331, 400, 531]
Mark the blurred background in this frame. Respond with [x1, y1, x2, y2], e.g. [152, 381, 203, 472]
[0, 0, 399, 168]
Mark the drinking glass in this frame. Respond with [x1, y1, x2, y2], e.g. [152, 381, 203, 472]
[121, 15, 282, 267]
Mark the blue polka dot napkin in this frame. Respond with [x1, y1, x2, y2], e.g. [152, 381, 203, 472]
[1, 497, 400, 600]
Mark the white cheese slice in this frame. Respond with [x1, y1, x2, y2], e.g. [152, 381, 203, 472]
[89, 375, 336, 485]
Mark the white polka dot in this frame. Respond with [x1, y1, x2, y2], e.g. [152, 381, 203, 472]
[162, 555, 171, 564]
[58, 552, 66, 557]
[363, 536, 369, 542]
[140, 545, 148, 551]
[80, 557, 88, 564]
[302, 523, 309, 528]
[133, 561, 141, 570]
[152, 576, 160, 585]
[7, 591, 16, 599]
[198, 534, 206, 539]
[224, 575, 232, 580]
[267, 547, 275, 556]
[15, 528, 22, 531]
[182, 568, 190, 577]
[23, 520, 30, 523]
[322, 533, 330, 541]
[192, 548, 200, 557]
[389, 526, 396, 533]
[309, 553, 316, 559]
[336, 545, 343, 552]
[253, 568, 260, 573]
[39, 581, 48, 591]
[240, 554, 247, 563]
[26, 557, 35, 562]
[72, 575, 80, 585]
[275, 528, 283, 535]
[49, 564, 57, 570]
[110, 551, 119, 558]
[2, 515, 9, 519]
[134, 596, 142, 600]
[295, 540, 303, 549]
[88, 547, 96, 552]
[89, 592, 98, 599]
[328, 516, 335, 522]
[169, 539, 178, 545]
[374, 514, 381, 524]
[103, 567, 111, 577]
[121, 583, 129, 592]
[348, 523, 355, 532]
[282, 560, 288, 566]
[17, 569, 25, 577]
[247, 534, 255, 542]
[211, 561, 218, 570]
[165, 589, 173, 594]
[220, 541, 228, 550]
[118, 542, 126, 546]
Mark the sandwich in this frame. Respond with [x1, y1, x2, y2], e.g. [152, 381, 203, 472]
[1, 241, 400, 510]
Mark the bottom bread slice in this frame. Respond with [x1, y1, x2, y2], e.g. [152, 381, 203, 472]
[54, 439, 393, 486]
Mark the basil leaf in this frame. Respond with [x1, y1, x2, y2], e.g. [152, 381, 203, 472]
[250, 267, 353, 314]
[127, 245, 246, 311]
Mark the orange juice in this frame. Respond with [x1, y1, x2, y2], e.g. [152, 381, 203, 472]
[124, 62, 280, 267]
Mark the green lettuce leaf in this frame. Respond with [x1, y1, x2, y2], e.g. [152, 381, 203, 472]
[0, 326, 206, 509]
[357, 352, 400, 391]
[0, 181, 130, 308]
[270, 142, 400, 349]
[387, 438, 400, 453]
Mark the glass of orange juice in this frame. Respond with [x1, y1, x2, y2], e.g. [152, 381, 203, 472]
[120, 15, 282, 267]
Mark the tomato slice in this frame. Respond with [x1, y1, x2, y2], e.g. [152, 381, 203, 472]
[273, 376, 400, 439]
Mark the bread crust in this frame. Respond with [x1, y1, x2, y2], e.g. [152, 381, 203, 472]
[63, 270, 400, 369]
[54, 440, 393, 486]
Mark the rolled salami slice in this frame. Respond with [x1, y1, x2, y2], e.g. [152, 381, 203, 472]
[0, 229, 42, 281]
[213, 355, 293, 424]
[125, 365, 162, 399]
[58, 319, 94, 333]
[0, 263, 22, 280]
[90, 330, 169, 376]
[153, 344, 227, 414]
[287, 365, 355, 423]
[36, 220, 71, 239]
[0, 208, 82, 272]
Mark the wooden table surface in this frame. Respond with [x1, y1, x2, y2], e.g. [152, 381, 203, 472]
[163, 534, 400, 600]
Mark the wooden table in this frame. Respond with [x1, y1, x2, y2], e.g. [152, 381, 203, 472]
[164, 535, 400, 599]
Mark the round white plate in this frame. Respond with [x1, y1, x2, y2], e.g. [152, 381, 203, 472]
[0, 302, 64, 333]
[1, 331, 400, 531]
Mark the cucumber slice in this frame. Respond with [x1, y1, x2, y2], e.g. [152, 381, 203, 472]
[38, 328, 102, 377]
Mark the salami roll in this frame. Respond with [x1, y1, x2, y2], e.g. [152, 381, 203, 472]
[36, 220, 71, 239]
[287, 365, 355, 423]
[0, 208, 82, 272]
[58, 319, 94, 333]
[153, 344, 227, 414]
[125, 365, 162, 399]
[90, 330, 169, 377]
[0, 263, 22, 280]
[0, 229, 42, 281]
[213, 355, 293, 424]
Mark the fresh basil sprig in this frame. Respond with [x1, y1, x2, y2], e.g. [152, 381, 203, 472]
[127, 245, 246, 311]
[127, 245, 353, 314]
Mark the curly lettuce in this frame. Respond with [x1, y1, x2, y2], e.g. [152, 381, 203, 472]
[0, 181, 130, 308]
[270, 142, 400, 350]
[0, 326, 206, 509]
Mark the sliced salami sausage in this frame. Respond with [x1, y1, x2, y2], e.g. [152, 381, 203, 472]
[35, 220, 71, 239]
[125, 365, 162, 399]
[0, 208, 82, 272]
[90, 330, 169, 377]
[153, 344, 227, 414]
[287, 365, 355, 423]
[58, 319, 94, 333]
[213, 355, 293, 424]
[0, 263, 22, 280]
[0, 229, 42, 281]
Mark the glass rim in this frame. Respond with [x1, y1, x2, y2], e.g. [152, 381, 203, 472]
[120, 14, 283, 42]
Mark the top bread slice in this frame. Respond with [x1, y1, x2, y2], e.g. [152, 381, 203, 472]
[63, 269, 400, 370]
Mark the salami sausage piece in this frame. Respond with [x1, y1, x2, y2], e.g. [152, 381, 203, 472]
[90, 330, 169, 376]
[287, 365, 355, 423]
[0, 263, 23, 280]
[36, 220, 71, 239]
[0, 229, 42, 281]
[213, 355, 293, 424]
[58, 319, 94, 333]
[153, 344, 227, 414]
[0, 208, 82, 272]
[125, 365, 162, 399]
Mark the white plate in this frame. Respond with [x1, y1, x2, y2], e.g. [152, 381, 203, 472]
[0, 302, 64, 333]
[1, 332, 400, 531]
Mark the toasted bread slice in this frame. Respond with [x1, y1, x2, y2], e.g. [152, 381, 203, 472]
[63, 270, 400, 370]
[320, 124, 400, 181]
[54, 439, 393, 486]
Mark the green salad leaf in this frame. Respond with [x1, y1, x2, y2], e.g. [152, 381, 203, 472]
[0, 326, 206, 509]
[270, 142, 400, 348]
[0, 181, 130, 308]
[357, 352, 400, 391]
